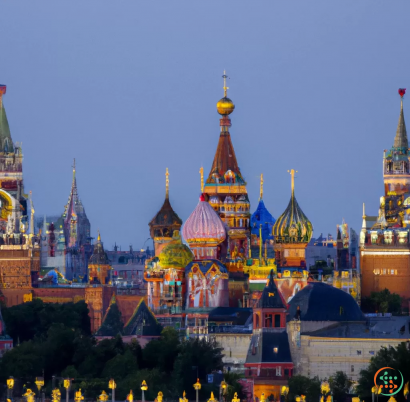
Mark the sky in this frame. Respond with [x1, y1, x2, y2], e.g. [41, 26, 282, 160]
[1, 1, 410, 250]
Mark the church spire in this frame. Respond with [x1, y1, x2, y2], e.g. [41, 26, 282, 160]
[0, 85, 14, 153]
[260, 174, 264, 200]
[165, 168, 169, 199]
[394, 89, 408, 150]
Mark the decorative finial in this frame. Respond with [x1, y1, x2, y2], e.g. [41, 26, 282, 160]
[165, 168, 169, 199]
[97, 230, 101, 242]
[399, 88, 406, 98]
[260, 174, 264, 200]
[200, 167, 204, 192]
[0, 85, 6, 109]
[223, 70, 228, 97]
[287, 169, 298, 194]
[362, 202, 366, 218]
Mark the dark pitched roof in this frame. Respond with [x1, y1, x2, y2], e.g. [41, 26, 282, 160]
[149, 197, 182, 234]
[208, 307, 252, 325]
[258, 270, 286, 309]
[0, 102, 14, 153]
[123, 299, 162, 336]
[246, 330, 292, 364]
[287, 282, 365, 322]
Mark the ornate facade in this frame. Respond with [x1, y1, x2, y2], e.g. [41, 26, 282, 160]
[204, 73, 250, 262]
[0, 85, 40, 306]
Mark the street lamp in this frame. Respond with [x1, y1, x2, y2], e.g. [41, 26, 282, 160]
[52, 389, 61, 402]
[157, 392, 163, 402]
[23, 389, 36, 402]
[208, 392, 217, 402]
[7, 377, 14, 401]
[180, 391, 188, 402]
[193, 378, 201, 402]
[232, 393, 240, 402]
[141, 380, 148, 402]
[220, 381, 227, 402]
[281, 386, 289, 402]
[126, 391, 133, 402]
[35, 378, 44, 402]
[108, 379, 116, 402]
[74, 389, 84, 402]
[63, 379, 71, 402]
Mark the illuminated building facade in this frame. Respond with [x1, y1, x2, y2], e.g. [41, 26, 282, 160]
[0, 85, 40, 305]
[360, 90, 410, 303]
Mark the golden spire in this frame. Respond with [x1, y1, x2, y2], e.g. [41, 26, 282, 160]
[199, 167, 204, 192]
[97, 230, 101, 242]
[288, 169, 298, 195]
[223, 70, 228, 97]
[165, 168, 169, 199]
[72, 158, 76, 185]
[260, 174, 264, 200]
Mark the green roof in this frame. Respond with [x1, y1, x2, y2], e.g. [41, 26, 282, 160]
[0, 105, 14, 153]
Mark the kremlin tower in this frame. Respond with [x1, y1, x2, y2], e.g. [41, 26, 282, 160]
[203, 72, 250, 261]
[360, 89, 410, 303]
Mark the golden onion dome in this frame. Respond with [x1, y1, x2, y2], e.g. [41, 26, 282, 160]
[159, 230, 193, 269]
[217, 97, 235, 115]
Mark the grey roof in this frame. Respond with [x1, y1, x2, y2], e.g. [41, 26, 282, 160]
[0, 104, 14, 153]
[246, 330, 292, 364]
[304, 317, 410, 339]
[287, 282, 365, 322]
[393, 100, 408, 149]
[208, 307, 252, 325]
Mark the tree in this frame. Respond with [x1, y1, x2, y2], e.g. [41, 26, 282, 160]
[362, 289, 403, 314]
[357, 342, 410, 402]
[329, 371, 352, 402]
[223, 372, 244, 402]
[288, 375, 321, 402]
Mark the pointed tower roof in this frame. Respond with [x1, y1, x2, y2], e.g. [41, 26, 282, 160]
[149, 168, 182, 236]
[0, 85, 14, 153]
[272, 169, 313, 242]
[63, 159, 87, 220]
[205, 72, 245, 185]
[258, 269, 287, 309]
[393, 90, 408, 150]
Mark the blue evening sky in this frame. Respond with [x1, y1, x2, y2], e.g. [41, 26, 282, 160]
[1, 1, 410, 249]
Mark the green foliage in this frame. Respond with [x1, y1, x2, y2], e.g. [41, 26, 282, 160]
[97, 303, 124, 336]
[357, 342, 410, 402]
[288, 375, 321, 402]
[2, 299, 91, 342]
[0, 303, 225, 401]
[329, 371, 352, 402]
[362, 288, 403, 314]
[223, 372, 244, 402]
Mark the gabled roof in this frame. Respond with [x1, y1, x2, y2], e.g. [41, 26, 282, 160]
[246, 331, 292, 365]
[257, 269, 287, 309]
[123, 299, 162, 336]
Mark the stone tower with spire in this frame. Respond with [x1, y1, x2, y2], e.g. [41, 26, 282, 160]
[149, 168, 182, 256]
[203, 72, 250, 261]
[61, 160, 91, 280]
[360, 89, 410, 303]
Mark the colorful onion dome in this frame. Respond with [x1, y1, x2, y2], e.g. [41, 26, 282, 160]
[251, 199, 275, 241]
[216, 97, 235, 116]
[159, 230, 193, 269]
[272, 170, 313, 242]
[183, 194, 226, 245]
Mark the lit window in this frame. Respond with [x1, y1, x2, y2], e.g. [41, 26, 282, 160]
[383, 269, 386, 275]
[391, 270, 395, 275]
[273, 347, 278, 353]
[276, 366, 282, 376]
